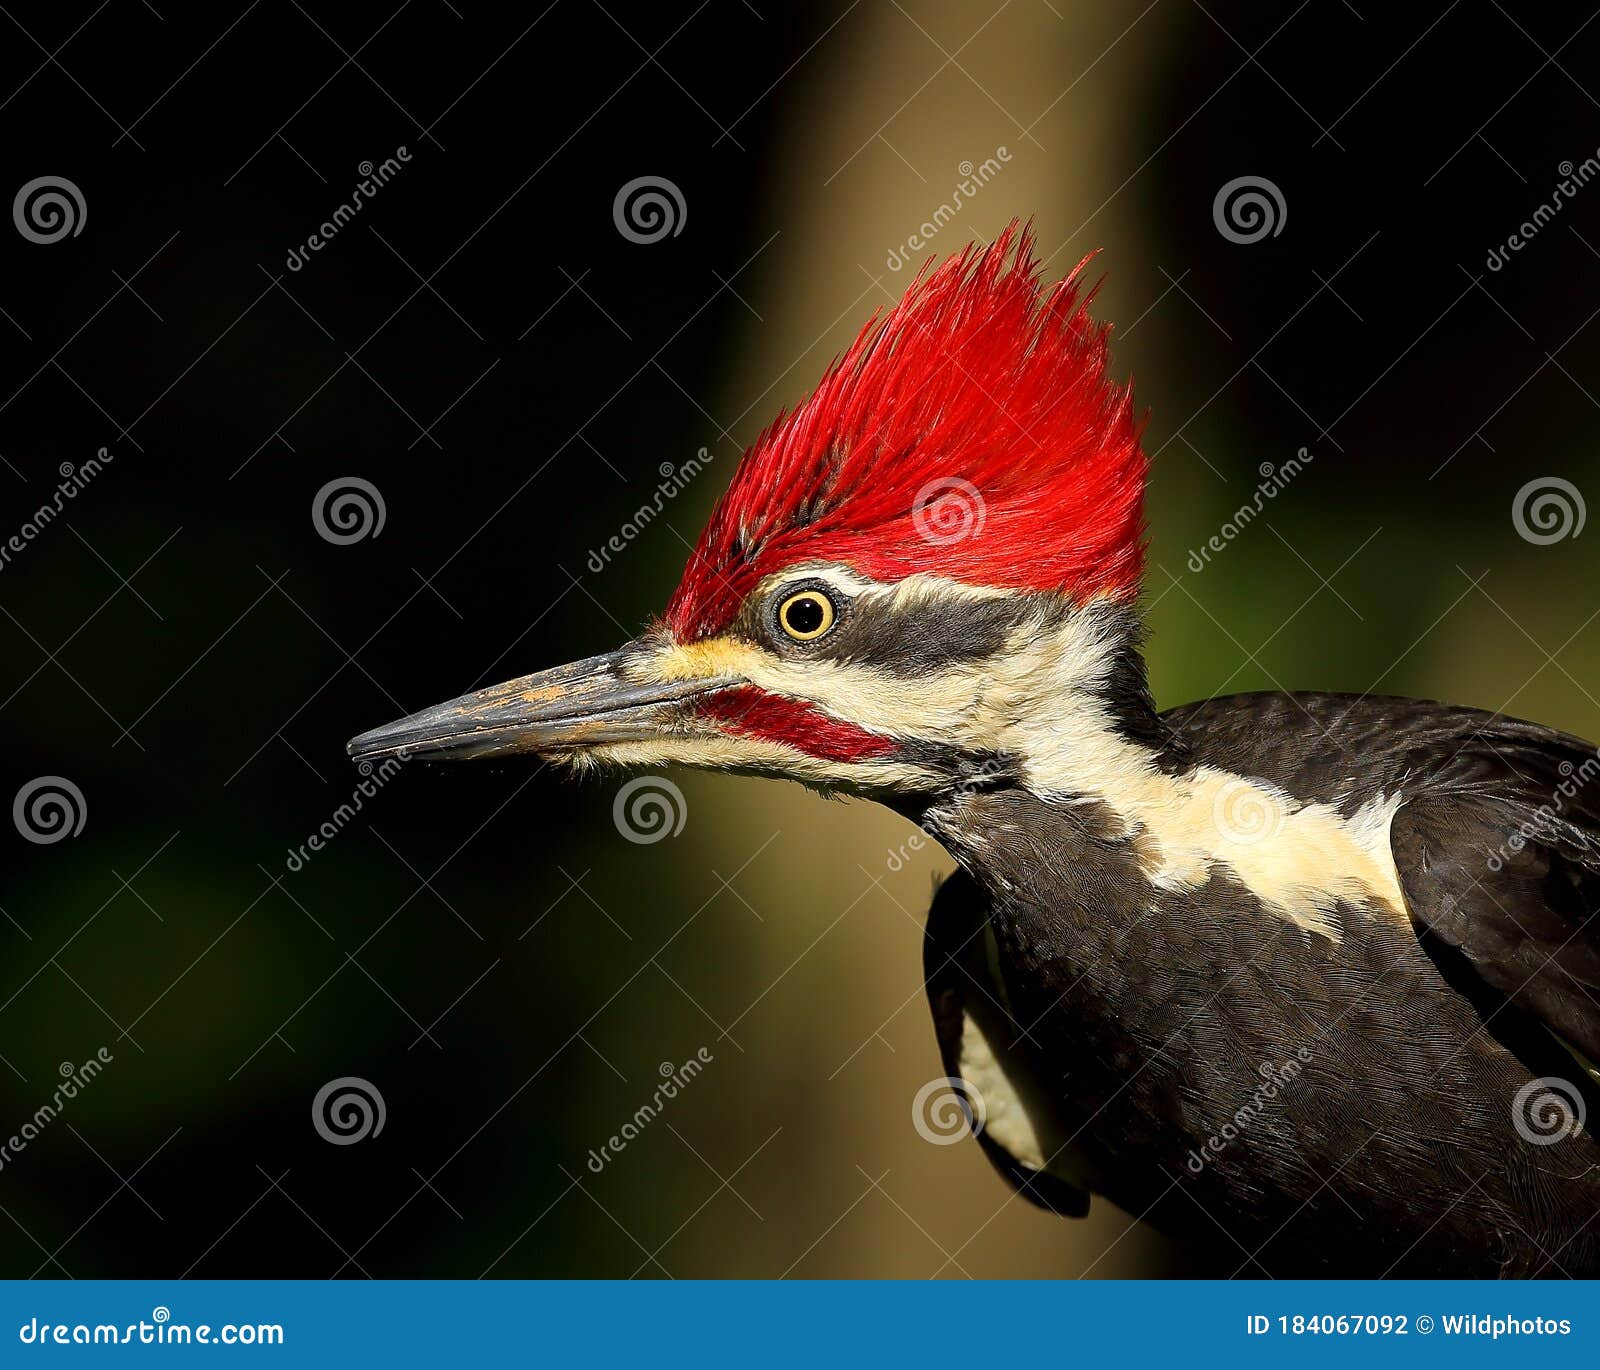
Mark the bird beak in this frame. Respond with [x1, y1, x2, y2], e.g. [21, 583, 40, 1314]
[345, 640, 733, 764]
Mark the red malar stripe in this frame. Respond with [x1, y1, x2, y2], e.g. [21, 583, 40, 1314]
[696, 688, 897, 764]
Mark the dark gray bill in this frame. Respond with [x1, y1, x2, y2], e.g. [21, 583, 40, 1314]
[345, 642, 730, 763]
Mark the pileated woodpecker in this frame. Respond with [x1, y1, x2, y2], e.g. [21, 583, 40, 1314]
[349, 225, 1600, 1277]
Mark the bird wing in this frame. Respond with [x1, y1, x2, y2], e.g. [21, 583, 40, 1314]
[923, 870, 1091, 1216]
[1165, 691, 1600, 1068]
[1387, 734, 1600, 1067]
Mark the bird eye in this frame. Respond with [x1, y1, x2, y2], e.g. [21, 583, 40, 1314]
[777, 588, 836, 642]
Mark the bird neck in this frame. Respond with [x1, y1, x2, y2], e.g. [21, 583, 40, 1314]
[907, 616, 1191, 883]
[916, 624, 1409, 948]
[962, 602, 1190, 804]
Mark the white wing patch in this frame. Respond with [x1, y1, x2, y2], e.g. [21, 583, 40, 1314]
[949, 922, 1099, 1194]
[1122, 774, 1409, 941]
[957, 1009, 1049, 1171]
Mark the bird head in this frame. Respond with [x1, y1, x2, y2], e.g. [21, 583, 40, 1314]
[348, 225, 1148, 806]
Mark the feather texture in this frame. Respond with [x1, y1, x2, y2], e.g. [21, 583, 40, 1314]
[665, 223, 1146, 640]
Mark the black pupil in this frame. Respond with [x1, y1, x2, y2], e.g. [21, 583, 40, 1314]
[785, 595, 826, 636]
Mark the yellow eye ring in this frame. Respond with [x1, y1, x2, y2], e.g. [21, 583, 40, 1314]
[777, 589, 837, 642]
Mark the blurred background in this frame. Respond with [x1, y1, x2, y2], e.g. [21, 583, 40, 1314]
[1, 0, 1597, 1278]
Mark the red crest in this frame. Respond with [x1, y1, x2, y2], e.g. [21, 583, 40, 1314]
[664, 223, 1147, 640]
